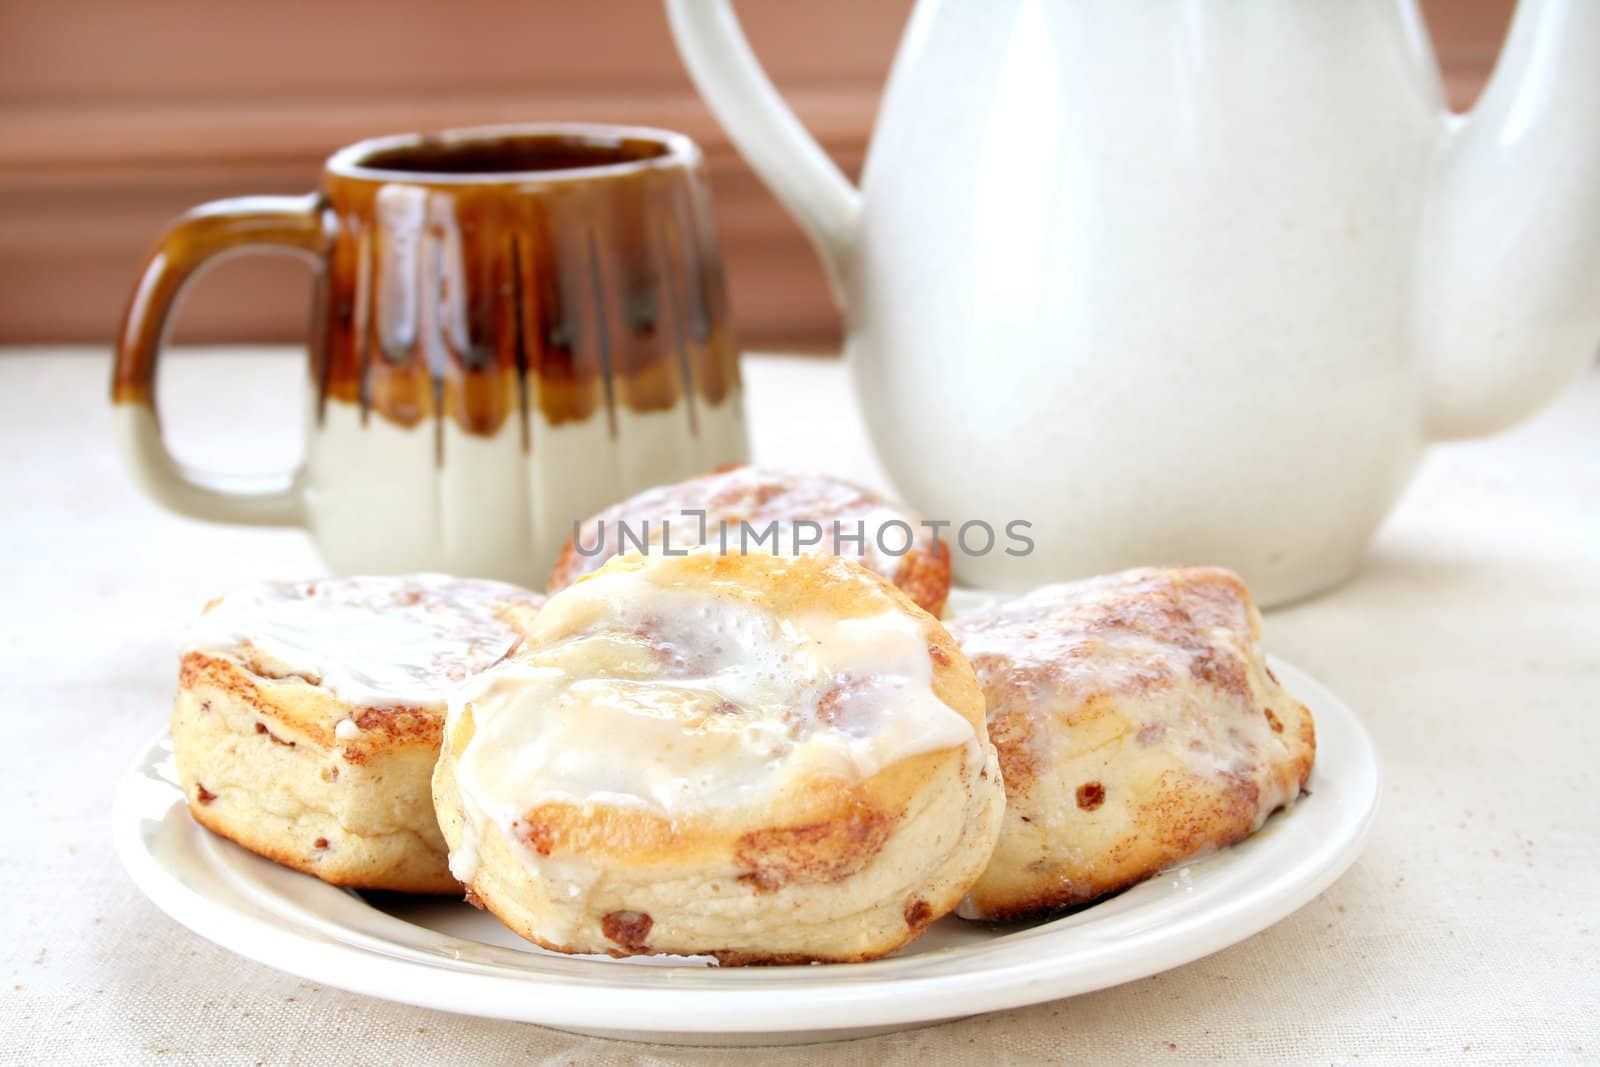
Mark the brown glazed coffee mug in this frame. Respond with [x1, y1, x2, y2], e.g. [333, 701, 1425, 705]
[111, 124, 747, 583]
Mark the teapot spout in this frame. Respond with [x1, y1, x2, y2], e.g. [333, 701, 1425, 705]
[1418, 0, 1600, 440]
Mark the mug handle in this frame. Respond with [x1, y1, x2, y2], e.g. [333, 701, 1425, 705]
[111, 194, 328, 527]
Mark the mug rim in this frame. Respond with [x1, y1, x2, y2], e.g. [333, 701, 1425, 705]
[325, 123, 702, 185]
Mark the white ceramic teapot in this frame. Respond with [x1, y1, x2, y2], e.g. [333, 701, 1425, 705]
[667, 0, 1600, 604]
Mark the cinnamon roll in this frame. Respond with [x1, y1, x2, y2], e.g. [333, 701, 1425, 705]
[951, 566, 1315, 920]
[171, 575, 542, 893]
[434, 550, 1004, 962]
[547, 465, 952, 616]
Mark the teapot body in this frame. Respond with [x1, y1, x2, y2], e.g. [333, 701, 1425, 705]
[851, 2, 1441, 600]
[668, 0, 1600, 605]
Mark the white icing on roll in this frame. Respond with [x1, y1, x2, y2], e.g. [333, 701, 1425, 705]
[450, 560, 978, 827]
[949, 570, 1285, 809]
[182, 574, 536, 709]
[448, 822, 480, 883]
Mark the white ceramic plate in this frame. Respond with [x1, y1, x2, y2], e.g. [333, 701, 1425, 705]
[113, 652, 1379, 1045]
[118, 639, 1382, 1049]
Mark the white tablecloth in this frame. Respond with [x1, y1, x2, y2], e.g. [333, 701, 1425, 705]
[2, 348, 1596, 1065]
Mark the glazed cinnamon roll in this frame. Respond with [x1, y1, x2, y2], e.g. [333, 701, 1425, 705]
[547, 465, 952, 616]
[171, 575, 542, 893]
[433, 550, 1004, 963]
[950, 566, 1316, 921]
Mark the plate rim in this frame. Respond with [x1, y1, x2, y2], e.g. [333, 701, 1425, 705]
[112, 656, 1381, 1037]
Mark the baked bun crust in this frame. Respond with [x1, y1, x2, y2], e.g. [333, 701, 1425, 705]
[547, 465, 952, 616]
[951, 566, 1315, 921]
[434, 550, 1004, 963]
[172, 575, 542, 894]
